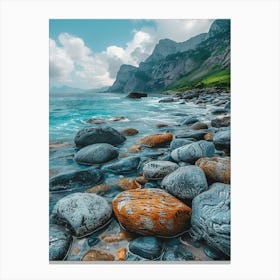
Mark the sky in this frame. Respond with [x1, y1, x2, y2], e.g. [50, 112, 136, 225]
[49, 19, 214, 89]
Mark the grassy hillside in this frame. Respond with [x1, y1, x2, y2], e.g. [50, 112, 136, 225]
[165, 68, 230, 92]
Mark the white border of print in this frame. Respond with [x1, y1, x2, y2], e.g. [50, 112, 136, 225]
[0, 0, 279, 279]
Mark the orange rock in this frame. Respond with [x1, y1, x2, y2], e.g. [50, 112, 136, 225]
[129, 145, 142, 153]
[204, 132, 214, 141]
[49, 141, 70, 151]
[135, 176, 148, 185]
[81, 249, 115, 261]
[137, 133, 173, 147]
[195, 157, 230, 184]
[116, 248, 127, 261]
[191, 122, 208, 130]
[117, 178, 142, 190]
[101, 231, 134, 243]
[112, 188, 192, 237]
[121, 128, 139, 136]
[85, 184, 110, 194]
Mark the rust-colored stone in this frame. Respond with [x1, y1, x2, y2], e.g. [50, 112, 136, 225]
[85, 184, 110, 194]
[116, 248, 127, 261]
[137, 133, 173, 147]
[191, 122, 208, 130]
[204, 132, 214, 141]
[129, 145, 142, 153]
[112, 188, 192, 237]
[81, 249, 115, 261]
[195, 157, 230, 184]
[49, 141, 70, 151]
[121, 128, 139, 136]
[101, 231, 134, 243]
[135, 176, 148, 185]
[117, 178, 142, 190]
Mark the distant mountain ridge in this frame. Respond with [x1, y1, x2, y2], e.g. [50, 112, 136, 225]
[109, 19, 230, 93]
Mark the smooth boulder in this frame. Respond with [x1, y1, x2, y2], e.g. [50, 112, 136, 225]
[213, 129, 230, 151]
[161, 166, 208, 200]
[171, 140, 215, 163]
[49, 225, 72, 260]
[112, 188, 192, 237]
[101, 156, 141, 174]
[74, 126, 126, 148]
[51, 193, 112, 237]
[195, 157, 230, 184]
[74, 143, 118, 165]
[191, 183, 230, 256]
[170, 139, 194, 150]
[180, 116, 199, 125]
[138, 133, 173, 147]
[129, 236, 163, 260]
[49, 167, 103, 192]
[143, 160, 179, 180]
[211, 116, 230, 128]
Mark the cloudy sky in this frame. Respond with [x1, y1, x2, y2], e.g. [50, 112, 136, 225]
[49, 19, 214, 89]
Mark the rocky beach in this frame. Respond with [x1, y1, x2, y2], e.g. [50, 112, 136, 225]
[49, 88, 231, 262]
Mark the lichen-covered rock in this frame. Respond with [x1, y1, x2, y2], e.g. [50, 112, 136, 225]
[138, 133, 173, 147]
[51, 193, 112, 237]
[49, 167, 103, 192]
[171, 140, 215, 163]
[213, 129, 230, 151]
[112, 188, 192, 237]
[161, 166, 208, 200]
[195, 157, 230, 184]
[74, 143, 118, 165]
[120, 128, 139, 136]
[170, 139, 194, 150]
[143, 160, 179, 180]
[74, 126, 126, 148]
[211, 116, 230, 128]
[81, 249, 115, 261]
[49, 225, 72, 260]
[129, 236, 163, 259]
[191, 183, 230, 256]
[180, 116, 199, 125]
[102, 156, 141, 174]
[191, 122, 208, 130]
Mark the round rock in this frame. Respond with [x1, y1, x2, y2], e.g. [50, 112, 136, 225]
[180, 116, 199, 125]
[74, 143, 118, 165]
[49, 167, 103, 192]
[161, 166, 208, 200]
[49, 224, 72, 260]
[170, 139, 194, 150]
[74, 126, 126, 148]
[171, 140, 215, 163]
[138, 133, 173, 147]
[112, 188, 192, 237]
[129, 236, 163, 260]
[191, 183, 230, 256]
[143, 160, 179, 180]
[213, 129, 230, 151]
[101, 156, 141, 174]
[51, 193, 112, 237]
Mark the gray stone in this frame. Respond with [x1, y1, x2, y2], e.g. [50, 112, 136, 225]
[159, 97, 175, 103]
[74, 143, 118, 165]
[143, 160, 179, 180]
[161, 245, 193, 261]
[49, 225, 72, 260]
[224, 101, 231, 110]
[51, 193, 112, 237]
[213, 129, 230, 151]
[49, 167, 103, 192]
[170, 139, 194, 150]
[161, 165, 208, 199]
[180, 116, 199, 125]
[211, 108, 228, 115]
[74, 126, 126, 148]
[101, 156, 141, 174]
[171, 140, 215, 163]
[211, 116, 230, 128]
[129, 236, 163, 260]
[191, 183, 230, 256]
[175, 130, 208, 140]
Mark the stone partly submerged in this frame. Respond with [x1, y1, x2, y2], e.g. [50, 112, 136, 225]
[143, 160, 179, 180]
[49, 224, 72, 261]
[49, 167, 104, 192]
[74, 143, 119, 165]
[126, 92, 148, 99]
[161, 166, 208, 200]
[101, 156, 141, 174]
[190, 183, 230, 256]
[81, 249, 115, 261]
[74, 126, 126, 148]
[213, 129, 230, 152]
[195, 157, 230, 184]
[112, 188, 192, 237]
[138, 133, 173, 147]
[120, 128, 139, 136]
[51, 193, 112, 238]
[171, 140, 215, 164]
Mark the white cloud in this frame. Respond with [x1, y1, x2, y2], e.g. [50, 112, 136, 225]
[49, 20, 214, 88]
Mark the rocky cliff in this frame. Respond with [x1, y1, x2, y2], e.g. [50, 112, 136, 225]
[109, 19, 230, 93]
